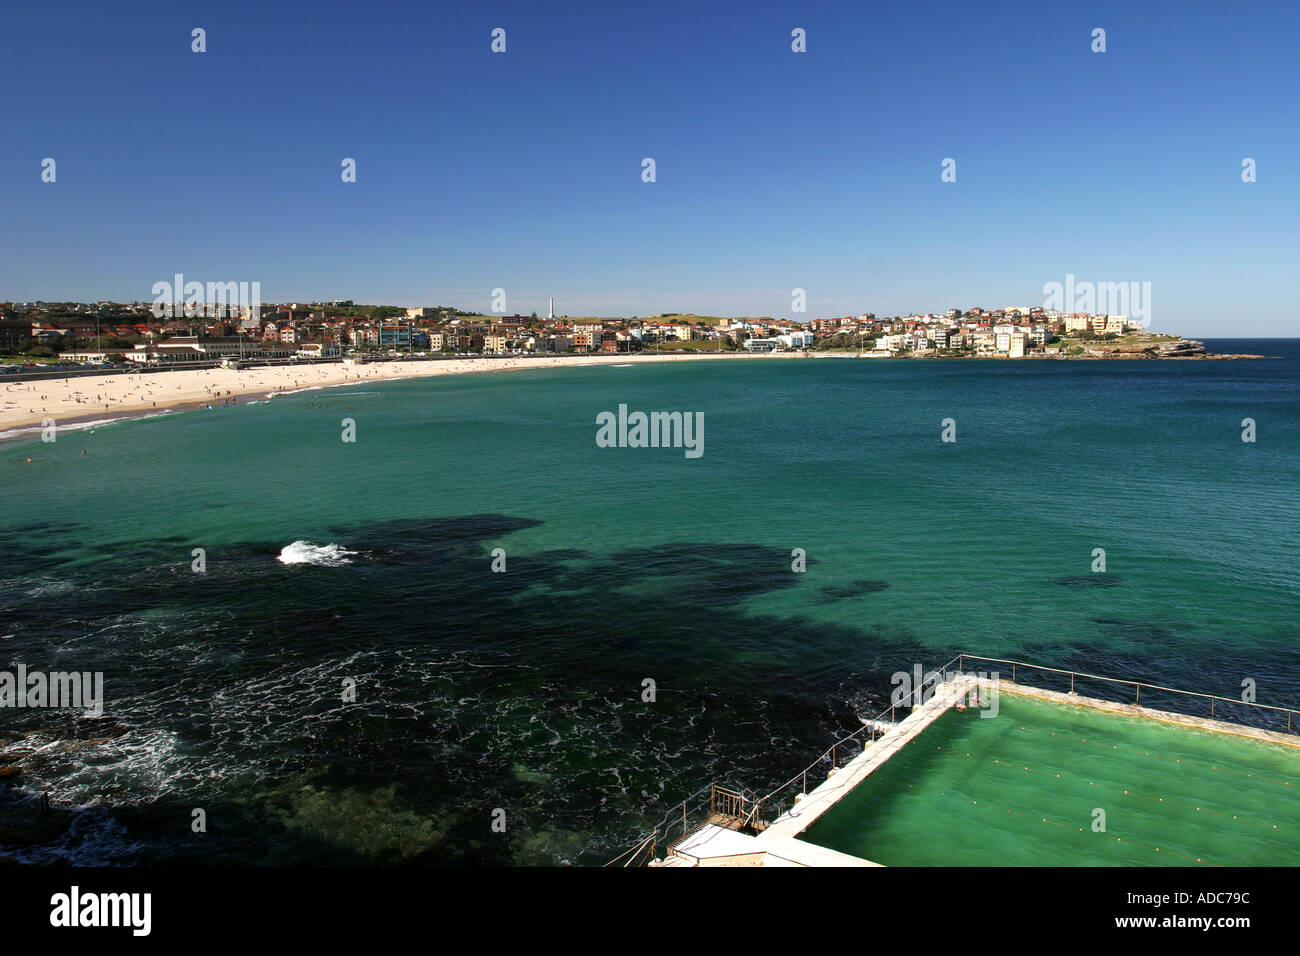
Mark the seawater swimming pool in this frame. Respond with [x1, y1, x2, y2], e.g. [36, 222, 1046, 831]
[797, 692, 1300, 866]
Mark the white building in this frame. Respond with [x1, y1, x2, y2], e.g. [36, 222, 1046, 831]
[778, 331, 814, 349]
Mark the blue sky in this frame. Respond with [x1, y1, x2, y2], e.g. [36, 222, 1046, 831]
[2, 0, 1297, 334]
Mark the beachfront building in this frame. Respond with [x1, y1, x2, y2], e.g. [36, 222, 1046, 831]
[744, 338, 781, 352]
[0, 319, 29, 349]
[539, 334, 573, 352]
[378, 323, 411, 348]
[572, 330, 601, 351]
[119, 337, 295, 363]
[58, 349, 124, 362]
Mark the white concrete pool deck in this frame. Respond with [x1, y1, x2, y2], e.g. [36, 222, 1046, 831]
[760, 674, 979, 844]
[655, 674, 978, 866]
[666, 824, 879, 867]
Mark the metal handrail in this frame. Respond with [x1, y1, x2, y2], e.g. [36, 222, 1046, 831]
[749, 654, 966, 822]
[606, 654, 969, 864]
[605, 831, 657, 868]
[959, 653, 1299, 732]
[602, 784, 713, 867]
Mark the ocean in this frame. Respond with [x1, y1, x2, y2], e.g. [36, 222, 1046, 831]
[1, 339, 1297, 865]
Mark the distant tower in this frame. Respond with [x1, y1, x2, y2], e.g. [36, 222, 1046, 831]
[548, 297, 554, 320]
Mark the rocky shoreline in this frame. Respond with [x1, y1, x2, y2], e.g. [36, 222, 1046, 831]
[0, 721, 134, 860]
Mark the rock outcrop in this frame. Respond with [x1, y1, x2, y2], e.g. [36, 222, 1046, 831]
[1154, 339, 1206, 357]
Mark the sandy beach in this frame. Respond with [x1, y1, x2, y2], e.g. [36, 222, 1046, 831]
[0, 352, 760, 442]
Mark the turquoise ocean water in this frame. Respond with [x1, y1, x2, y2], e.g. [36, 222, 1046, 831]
[1, 340, 1296, 864]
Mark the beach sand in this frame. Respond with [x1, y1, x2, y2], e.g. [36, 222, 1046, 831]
[0, 352, 764, 442]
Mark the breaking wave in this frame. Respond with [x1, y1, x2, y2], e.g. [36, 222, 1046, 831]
[276, 540, 357, 566]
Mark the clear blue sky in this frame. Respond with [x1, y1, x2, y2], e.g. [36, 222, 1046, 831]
[2, 0, 1296, 335]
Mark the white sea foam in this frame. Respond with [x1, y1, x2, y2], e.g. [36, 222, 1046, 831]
[276, 540, 357, 566]
[1, 410, 174, 443]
